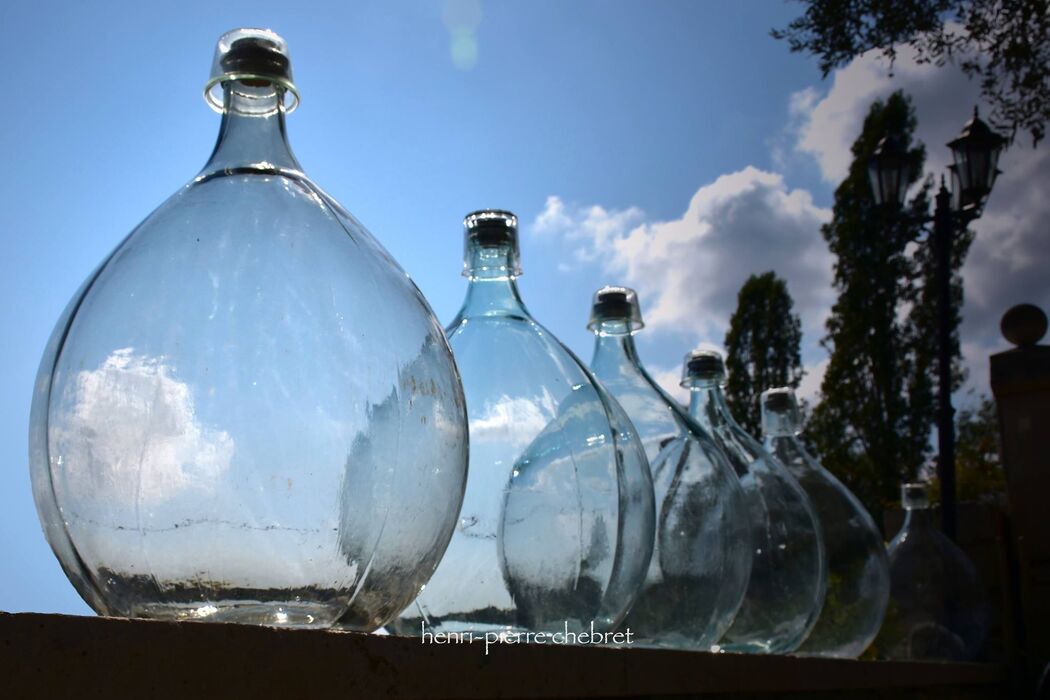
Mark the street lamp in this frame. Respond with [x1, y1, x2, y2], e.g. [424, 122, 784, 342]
[868, 135, 911, 208]
[869, 107, 1007, 542]
[948, 107, 1006, 216]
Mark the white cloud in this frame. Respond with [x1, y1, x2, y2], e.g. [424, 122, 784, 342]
[646, 365, 691, 407]
[530, 45, 1046, 410]
[56, 348, 234, 506]
[793, 44, 981, 184]
[960, 146, 1050, 349]
[533, 194, 573, 234]
[790, 46, 1050, 398]
[531, 168, 833, 346]
[533, 195, 646, 267]
[797, 357, 829, 406]
[468, 391, 557, 447]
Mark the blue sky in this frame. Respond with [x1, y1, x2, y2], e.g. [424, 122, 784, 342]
[1, 1, 1046, 616]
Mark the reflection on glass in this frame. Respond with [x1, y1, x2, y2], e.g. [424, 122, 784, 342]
[683, 350, 825, 654]
[391, 211, 654, 637]
[588, 287, 751, 650]
[762, 387, 889, 658]
[29, 28, 468, 629]
[874, 483, 988, 660]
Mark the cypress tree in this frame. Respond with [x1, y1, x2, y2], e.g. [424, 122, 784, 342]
[806, 91, 941, 522]
[724, 271, 803, 435]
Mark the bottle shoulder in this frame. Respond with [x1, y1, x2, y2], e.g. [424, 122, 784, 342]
[133, 178, 410, 293]
[597, 373, 679, 438]
[707, 421, 762, 473]
[150, 168, 385, 255]
[446, 312, 606, 412]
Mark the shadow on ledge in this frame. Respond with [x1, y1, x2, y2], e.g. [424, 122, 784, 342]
[0, 611, 1010, 699]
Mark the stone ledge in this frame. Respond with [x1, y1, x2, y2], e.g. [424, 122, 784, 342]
[0, 612, 1009, 698]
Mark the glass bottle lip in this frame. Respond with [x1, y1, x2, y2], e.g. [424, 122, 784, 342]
[465, 209, 517, 232]
[761, 387, 802, 435]
[588, 285, 645, 333]
[204, 28, 300, 114]
[681, 349, 726, 388]
[901, 482, 931, 510]
[463, 209, 522, 277]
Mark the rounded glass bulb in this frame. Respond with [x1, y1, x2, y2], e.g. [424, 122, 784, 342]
[762, 387, 890, 658]
[683, 351, 826, 654]
[589, 287, 752, 651]
[29, 28, 469, 629]
[873, 483, 989, 660]
[391, 212, 655, 637]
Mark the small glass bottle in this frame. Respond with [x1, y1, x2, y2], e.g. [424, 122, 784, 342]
[875, 483, 989, 660]
[682, 350, 825, 653]
[29, 28, 469, 629]
[391, 212, 655, 637]
[761, 387, 890, 658]
[588, 287, 751, 650]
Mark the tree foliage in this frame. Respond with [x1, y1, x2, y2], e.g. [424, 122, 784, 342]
[929, 395, 1005, 502]
[772, 0, 1050, 145]
[955, 396, 1005, 499]
[724, 271, 804, 436]
[806, 92, 945, 522]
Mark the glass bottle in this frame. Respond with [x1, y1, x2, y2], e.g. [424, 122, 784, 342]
[588, 287, 751, 650]
[682, 350, 825, 653]
[28, 28, 469, 629]
[761, 387, 890, 658]
[874, 483, 989, 660]
[391, 211, 655, 637]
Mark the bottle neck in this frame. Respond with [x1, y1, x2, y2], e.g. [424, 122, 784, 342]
[590, 322, 645, 378]
[458, 243, 528, 318]
[687, 380, 731, 430]
[763, 412, 801, 439]
[765, 433, 816, 478]
[903, 507, 936, 532]
[201, 81, 301, 176]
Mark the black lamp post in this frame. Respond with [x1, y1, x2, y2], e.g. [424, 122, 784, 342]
[869, 135, 911, 208]
[868, 107, 1006, 542]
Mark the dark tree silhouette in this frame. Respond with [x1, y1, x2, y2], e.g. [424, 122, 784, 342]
[929, 395, 1005, 502]
[773, 0, 1049, 145]
[724, 272, 803, 436]
[806, 91, 952, 522]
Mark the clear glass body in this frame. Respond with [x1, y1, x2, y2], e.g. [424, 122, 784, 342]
[28, 37, 468, 630]
[590, 319, 751, 651]
[762, 388, 890, 658]
[874, 484, 989, 660]
[391, 224, 655, 636]
[685, 363, 825, 653]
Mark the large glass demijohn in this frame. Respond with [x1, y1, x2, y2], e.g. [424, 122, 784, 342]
[587, 287, 751, 650]
[28, 28, 469, 629]
[875, 483, 989, 660]
[392, 211, 654, 637]
[682, 350, 826, 654]
[761, 387, 890, 658]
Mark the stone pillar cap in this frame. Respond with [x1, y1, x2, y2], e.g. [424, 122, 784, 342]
[1001, 304, 1047, 347]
